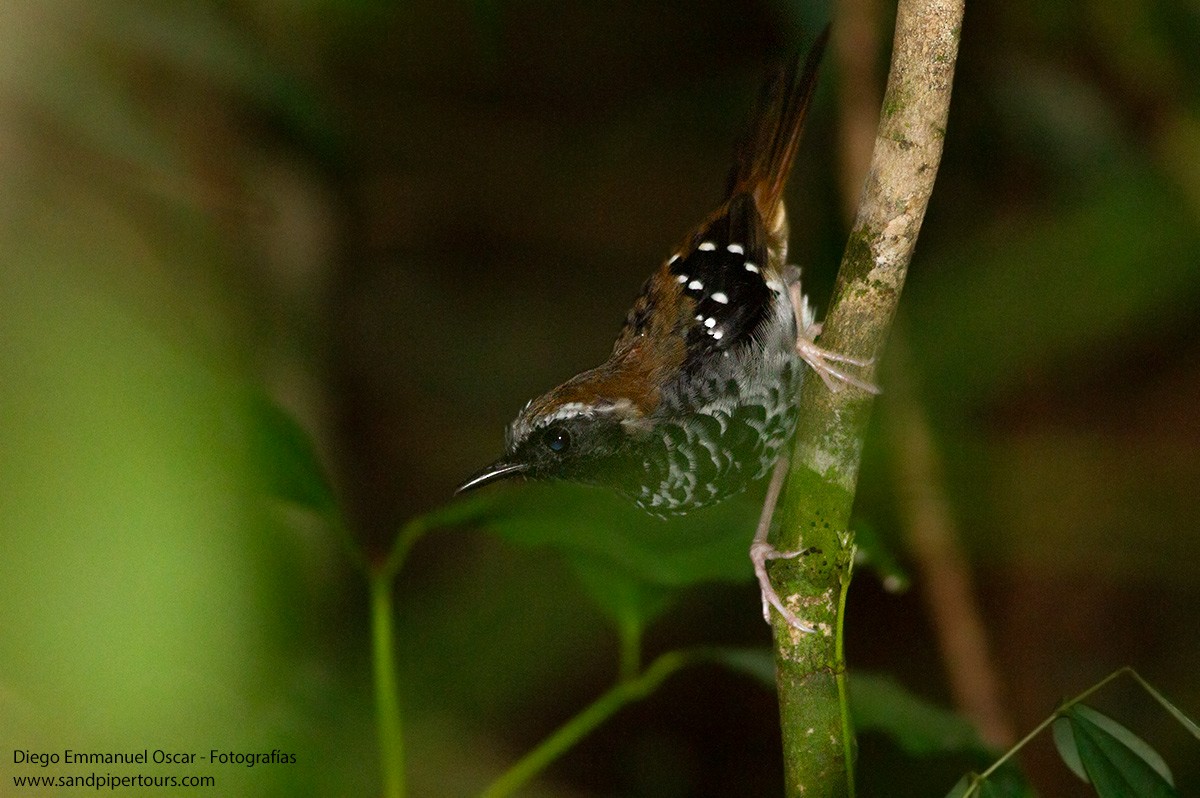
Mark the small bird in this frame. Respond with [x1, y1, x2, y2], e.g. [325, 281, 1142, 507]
[458, 29, 876, 631]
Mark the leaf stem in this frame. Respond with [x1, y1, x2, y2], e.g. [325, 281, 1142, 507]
[969, 667, 1129, 786]
[481, 651, 693, 798]
[836, 551, 857, 798]
[960, 666, 1200, 794]
[382, 517, 427, 580]
[371, 570, 405, 798]
[364, 496, 497, 798]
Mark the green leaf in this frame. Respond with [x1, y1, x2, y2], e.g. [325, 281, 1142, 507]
[1053, 715, 1088, 782]
[410, 490, 501, 532]
[705, 648, 776, 688]
[984, 768, 1037, 798]
[944, 770, 1033, 798]
[945, 774, 974, 798]
[1072, 705, 1175, 787]
[469, 482, 763, 585]
[408, 481, 768, 627]
[1066, 704, 1178, 798]
[849, 672, 986, 757]
[851, 519, 910, 592]
[978, 778, 1019, 798]
[566, 554, 675, 631]
[243, 391, 339, 517]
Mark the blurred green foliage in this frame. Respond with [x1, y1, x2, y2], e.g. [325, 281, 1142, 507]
[1, 0, 1198, 796]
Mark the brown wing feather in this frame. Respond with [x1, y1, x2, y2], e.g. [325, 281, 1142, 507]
[519, 31, 831, 428]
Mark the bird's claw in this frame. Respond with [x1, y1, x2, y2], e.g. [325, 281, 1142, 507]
[751, 540, 816, 633]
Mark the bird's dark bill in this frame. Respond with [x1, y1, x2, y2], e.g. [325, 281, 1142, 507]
[455, 460, 528, 494]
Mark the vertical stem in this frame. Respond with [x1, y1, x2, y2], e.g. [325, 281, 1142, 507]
[771, 464, 857, 796]
[371, 571, 405, 798]
[770, 1, 964, 795]
[835, 560, 857, 797]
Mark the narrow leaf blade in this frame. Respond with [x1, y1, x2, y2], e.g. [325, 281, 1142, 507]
[849, 672, 986, 757]
[1067, 705, 1177, 798]
[851, 520, 910, 592]
[945, 774, 974, 798]
[1075, 704, 1174, 786]
[706, 647, 776, 688]
[243, 391, 339, 517]
[1052, 715, 1089, 783]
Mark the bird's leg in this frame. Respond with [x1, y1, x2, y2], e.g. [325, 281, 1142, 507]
[789, 281, 880, 394]
[750, 454, 817, 633]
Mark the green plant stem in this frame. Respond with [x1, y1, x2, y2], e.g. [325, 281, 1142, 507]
[371, 570, 405, 798]
[363, 495, 495, 798]
[969, 667, 1130, 788]
[835, 555, 857, 797]
[481, 651, 693, 798]
[769, 1, 963, 795]
[383, 517, 428, 581]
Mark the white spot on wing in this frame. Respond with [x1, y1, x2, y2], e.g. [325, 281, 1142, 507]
[698, 241, 716, 251]
[727, 243, 744, 254]
[688, 279, 703, 290]
[704, 317, 716, 328]
[745, 263, 760, 273]
[676, 273, 689, 283]
[712, 329, 724, 340]
[711, 291, 729, 304]
[668, 253, 680, 265]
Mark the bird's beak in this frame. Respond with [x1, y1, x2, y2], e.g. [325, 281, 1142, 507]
[455, 459, 529, 495]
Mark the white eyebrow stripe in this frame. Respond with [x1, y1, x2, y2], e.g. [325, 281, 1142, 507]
[538, 402, 593, 425]
[538, 398, 635, 427]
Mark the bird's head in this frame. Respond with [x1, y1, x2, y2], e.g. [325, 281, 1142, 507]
[457, 370, 654, 496]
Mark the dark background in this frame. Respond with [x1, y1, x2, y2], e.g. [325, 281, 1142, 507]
[1, 1, 1197, 795]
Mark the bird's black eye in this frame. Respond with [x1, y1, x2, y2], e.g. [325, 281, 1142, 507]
[542, 426, 571, 454]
